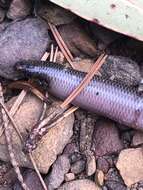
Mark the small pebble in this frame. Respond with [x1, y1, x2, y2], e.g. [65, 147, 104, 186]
[97, 157, 110, 174]
[86, 153, 96, 176]
[71, 159, 86, 174]
[95, 170, 104, 186]
[58, 179, 101, 190]
[132, 132, 143, 146]
[64, 173, 75, 182]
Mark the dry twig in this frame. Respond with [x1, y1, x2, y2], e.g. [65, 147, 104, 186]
[0, 84, 30, 190]
[3, 52, 49, 190]
[61, 53, 107, 108]
[48, 22, 75, 68]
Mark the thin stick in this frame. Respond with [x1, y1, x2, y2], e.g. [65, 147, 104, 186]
[53, 46, 58, 62]
[5, 52, 49, 190]
[50, 44, 54, 62]
[50, 23, 73, 60]
[0, 84, 30, 190]
[48, 23, 75, 69]
[29, 153, 48, 190]
[0, 101, 23, 141]
[61, 54, 107, 108]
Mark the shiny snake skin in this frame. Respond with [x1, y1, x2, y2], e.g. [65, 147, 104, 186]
[15, 60, 143, 131]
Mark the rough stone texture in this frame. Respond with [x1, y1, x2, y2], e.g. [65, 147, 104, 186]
[89, 23, 122, 50]
[86, 152, 96, 176]
[121, 131, 133, 148]
[132, 132, 143, 146]
[79, 114, 96, 153]
[7, 0, 31, 20]
[37, 1, 76, 25]
[58, 179, 101, 190]
[58, 22, 97, 57]
[116, 148, 143, 187]
[97, 157, 110, 174]
[45, 155, 71, 190]
[105, 181, 127, 190]
[64, 173, 75, 182]
[72, 58, 94, 73]
[100, 56, 141, 86]
[105, 168, 126, 190]
[71, 160, 86, 174]
[95, 170, 104, 186]
[0, 186, 11, 190]
[92, 119, 123, 157]
[63, 142, 79, 156]
[0, 18, 50, 79]
[13, 169, 43, 190]
[0, 94, 74, 173]
[0, 7, 5, 23]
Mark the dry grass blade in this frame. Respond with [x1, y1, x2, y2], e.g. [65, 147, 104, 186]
[0, 101, 23, 141]
[29, 153, 48, 190]
[6, 52, 49, 190]
[8, 81, 47, 102]
[61, 54, 107, 108]
[0, 89, 48, 190]
[10, 52, 49, 116]
[50, 44, 54, 62]
[26, 53, 106, 138]
[48, 22, 75, 69]
[53, 46, 58, 62]
[50, 23, 73, 60]
[0, 84, 30, 190]
[40, 106, 78, 132]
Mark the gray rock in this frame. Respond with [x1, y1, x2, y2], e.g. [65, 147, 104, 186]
[92, 119, 123, 157]
[0, 17, 50, 79]
[71, 159, 86, 174]
[58, 179, 101, 190]
[105, 181, 126, 190]
[0, 95, 74, 173]
[105, 168, 126, 190]
[63, 142, 79, 156]
[58, 22, 97, 57]
[13, 169, 43, 190]
[100, 56, 141, 86]
[7, 0, 31, 20]
[45, 155, 71, 190]
[97, 157, 110, 173]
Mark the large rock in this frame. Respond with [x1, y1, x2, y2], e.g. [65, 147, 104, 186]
[58, 179, 101, 190]
[58, 22, 97, 57]
[92, 119, 123, 157]
[116, 148, 143, 186]
[0, 18, 50, 79]
[0, 94, 74, 173]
